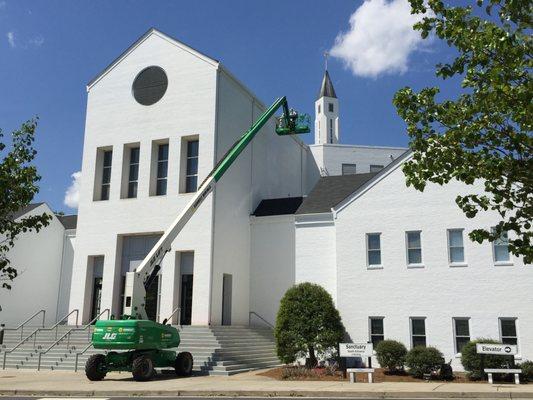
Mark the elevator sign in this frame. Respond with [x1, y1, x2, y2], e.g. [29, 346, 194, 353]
[339, 342, 373, 357]
[476, 343, 518, 356]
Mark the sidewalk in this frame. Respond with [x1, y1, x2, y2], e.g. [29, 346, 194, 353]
[0, 368, 532, 398]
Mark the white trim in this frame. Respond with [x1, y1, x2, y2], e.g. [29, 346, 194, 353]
[447, 228, 467, 266]
[405, 230, 423, 267]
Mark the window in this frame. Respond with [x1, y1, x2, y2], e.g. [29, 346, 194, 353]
[101, 150, 112, 200]
[367, 233, 381, 267]
[370, 165, 384, 173]
[410, 318, 426, 347]
[127, 147, 140, 198]
[342, 164, 357, 175]
[329, 119, 333, 143]
[406, 231, 423, 265]
[448, 229, 465, 264]
[500, 318, 518, 345]
[132, 66, 168, 106]
[328, 103, 334, 112]
[318, 104, 321, 114]
[185, 140, 199, 193]
[453, 318, 470, 353]
[369, 317, 384, 347]
[156, 143, 169, 196]
[493, 229, 511, 263]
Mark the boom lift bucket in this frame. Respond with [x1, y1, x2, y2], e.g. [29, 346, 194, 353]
[275, 108, 311, 136]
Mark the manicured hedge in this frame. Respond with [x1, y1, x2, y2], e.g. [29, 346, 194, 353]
[406, 346, 444, 378]
[461, 339, 513, 380]
[375, 340, 407, 373]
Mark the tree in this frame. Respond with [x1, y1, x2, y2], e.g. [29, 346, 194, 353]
[393, 0, 532, 263]
[274, 282, 344, 367]
[0, 118, 51, 289]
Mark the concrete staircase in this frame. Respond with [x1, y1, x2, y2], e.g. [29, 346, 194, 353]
[1, 324, 279, 376]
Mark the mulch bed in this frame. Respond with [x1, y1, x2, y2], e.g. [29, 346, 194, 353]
[259, 366, 476, 383]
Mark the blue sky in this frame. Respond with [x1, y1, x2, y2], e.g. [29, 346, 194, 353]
[0, 0, 459, 213]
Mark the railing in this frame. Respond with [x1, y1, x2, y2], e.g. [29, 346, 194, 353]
[73, 342, 93, 372]
[249, 311, 274, 329]
[32, 309, 79, 347]
[37, 309, 109, 371]
[1, 309, 80, 369]
[3, 310, 45, 341]
[162, 306, 181, 326]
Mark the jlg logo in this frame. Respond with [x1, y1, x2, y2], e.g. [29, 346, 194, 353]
[102, 332, 117, 340]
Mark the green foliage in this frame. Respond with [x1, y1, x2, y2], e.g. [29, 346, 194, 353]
[394, 0, 533, 263]
[519, 360, 533, 382]
[461, 339, 514, 380]
[274, 282, 344, 367]
[375, 340, 407, 373]
[0, 118, 51, 290]
[406, 346, 444, 378]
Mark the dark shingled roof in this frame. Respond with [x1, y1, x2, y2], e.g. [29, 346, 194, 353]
[296, 173, 378, 215]
[10, 202, 45, 220]
[317, 70, 337, 100]
[253, 197, 304, 217]
[58, 215, 78, 230]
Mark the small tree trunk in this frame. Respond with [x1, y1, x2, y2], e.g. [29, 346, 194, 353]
[306, 345, 318, 368]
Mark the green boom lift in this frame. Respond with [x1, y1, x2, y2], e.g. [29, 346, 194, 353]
[86, 97, 309, 381]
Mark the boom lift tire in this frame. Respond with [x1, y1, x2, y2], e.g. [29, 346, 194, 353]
[132, 354, 155, 381]
[175, 351, 193, 376]
[85, 354, 107, 381]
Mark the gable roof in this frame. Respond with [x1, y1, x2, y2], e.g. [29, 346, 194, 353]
[333, 150, 413, 214]
[253, 197, 303, 217]
[10, 202, 45, 220]
[296, 173, 377, 215]
[87, 28, 219, 90]
[317, 70, 337, 100]
[58, 215, 78, 230]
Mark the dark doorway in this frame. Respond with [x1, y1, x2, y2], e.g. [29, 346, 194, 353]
[145, 275, 160, 321]
[90, 277, 102, 322]
[222, 274, 232, 326]
[180, 274, 193, 325]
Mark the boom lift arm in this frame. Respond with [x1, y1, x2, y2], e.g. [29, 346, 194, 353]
[123, 96, 309, 320]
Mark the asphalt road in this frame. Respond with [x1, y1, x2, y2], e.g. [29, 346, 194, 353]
[0, 397, 501, 400]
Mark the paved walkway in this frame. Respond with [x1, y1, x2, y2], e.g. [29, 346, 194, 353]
[0, 369, 531, 398]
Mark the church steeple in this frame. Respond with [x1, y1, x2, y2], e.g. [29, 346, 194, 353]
[317, 70, 337, 100]
[315, 68, 340, 145]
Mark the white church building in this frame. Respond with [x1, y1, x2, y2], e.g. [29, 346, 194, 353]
[2, 29, 531, 369]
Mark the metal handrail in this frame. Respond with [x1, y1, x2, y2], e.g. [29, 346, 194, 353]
[32, 309, 79, 347]
[2, 327, 40, 369]
[249, 311, 274, 329]
[37, 309, 109, 371]
[162, 306, 181, 326]
[73, 342, 93, 372]
[3, 309, 45, 340]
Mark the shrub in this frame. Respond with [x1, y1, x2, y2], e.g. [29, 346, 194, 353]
[375, 340, 407, 373]
[461, 339, 513, 380]
[275, 282, 344, 368]
[406, 346, 444, 378]
[519, 360, 533, 382]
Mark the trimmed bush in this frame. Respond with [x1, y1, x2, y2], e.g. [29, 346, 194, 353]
[406, 346, 444, 378]
[461, 339, 513, 380]
[375, 340, 407, 373]
[519, 360, 533, 382]
[275, 282, 344, 368]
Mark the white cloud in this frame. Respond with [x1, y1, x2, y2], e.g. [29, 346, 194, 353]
[0, 1, 6, 9]
[64, 171, 81, 209]
[28, 35, 44, 47]
[6, 31, 15, 48]
[330, 0, 430, 78]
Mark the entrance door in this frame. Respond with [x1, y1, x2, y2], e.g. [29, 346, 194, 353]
[180, 274, 193, 325]
[90, 277, 102, 322]
[222, 274, 232, 326]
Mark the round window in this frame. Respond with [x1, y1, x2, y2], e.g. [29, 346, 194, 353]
[132, 66, 168, 106]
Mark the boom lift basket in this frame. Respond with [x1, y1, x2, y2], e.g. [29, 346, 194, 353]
[275, 110, 310, 136]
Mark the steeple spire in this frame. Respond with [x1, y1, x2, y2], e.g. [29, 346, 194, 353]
[317, 70, 337, 100]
